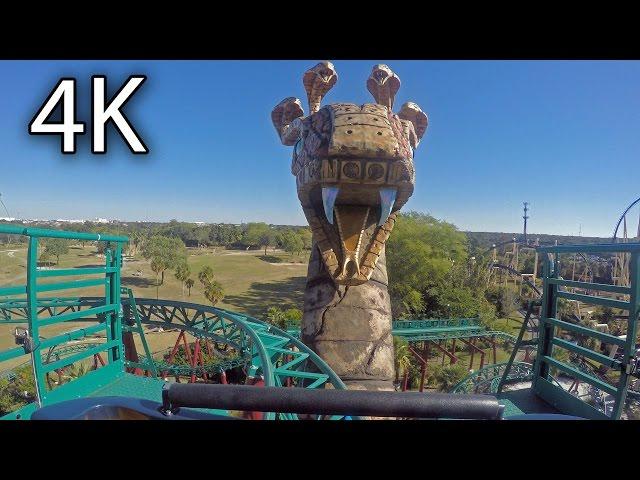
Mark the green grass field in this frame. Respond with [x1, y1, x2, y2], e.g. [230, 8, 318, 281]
[0, 244, 309, 368]
[0, 243, 309, 314]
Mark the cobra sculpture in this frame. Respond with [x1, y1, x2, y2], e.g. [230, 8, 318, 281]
[272, 62, 428, 390]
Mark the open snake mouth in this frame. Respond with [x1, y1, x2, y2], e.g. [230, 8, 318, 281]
[301, 170, 409, 286]
[322, 185, 396, 278]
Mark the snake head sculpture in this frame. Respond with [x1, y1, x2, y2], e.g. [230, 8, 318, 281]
[272, 62, 428, 286]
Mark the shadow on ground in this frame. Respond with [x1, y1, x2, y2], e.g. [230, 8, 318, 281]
[258, 255, 285, 264]
[257, 255, 304, 265]
[223, 276, 306, 317]
[122, 276, 156, 288]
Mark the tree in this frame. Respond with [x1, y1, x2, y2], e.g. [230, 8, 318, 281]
[197, 264, 224, 305]
[174, 262, 191, 298]
[593, 306, 617, 325]
[141, 235, 187, 287]
[394, 337, 412, 386]
[193, 227, 210, 248]
[266, 306, 287, 328]
[245, 223, 276, 256]
[283, 308, 302, 328]
[385, 212, 498, 325]
[209, 224, 243, 247]
[434, 363, 469, 391]
[387, 212, 470, 318]
[279, 230, 304, 257]
[551, 347, 571, 377]
[485, 285, 519, 318]
[128, 231, 146, 256]
[39, 250, 53, 267]
[266, 306, 302, 329]
[185, 278, 195, 296]
[203, 281, 225, 306]
[150, 258, 164, 299]
[198, 265, 215, 286]
[44, 238, 70, 265]
[557, 298, 576, 321]
[0, 364, 35, 416]
[299, 228, 313, 250]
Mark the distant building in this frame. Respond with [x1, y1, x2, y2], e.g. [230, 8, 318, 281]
[56, 219, 84, 224]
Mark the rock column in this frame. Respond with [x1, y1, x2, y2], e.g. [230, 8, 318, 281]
[301, 224, 395, 391]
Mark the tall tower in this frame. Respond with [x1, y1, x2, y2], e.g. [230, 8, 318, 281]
[523, 202, 529, 244]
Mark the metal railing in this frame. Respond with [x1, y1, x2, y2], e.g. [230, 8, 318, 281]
[532, 243, 640, 419]
[392, 317, 482, 330]
[0, 224, 128, 418]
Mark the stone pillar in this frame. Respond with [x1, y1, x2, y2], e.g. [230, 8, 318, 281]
[301, 229, 395, 391]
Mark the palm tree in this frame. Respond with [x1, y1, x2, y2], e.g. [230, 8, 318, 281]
[185, 278, 194, 296]
[266, 306, 287, 329]
[198, 265, 215, 287]
[204, 281, 225, 306]
[175, 262, 191, 298]
[62, 362, 89, 382]
[150, 258, 163, 299]
[394, 337, 412, 390]
[128, 231, 146, 257]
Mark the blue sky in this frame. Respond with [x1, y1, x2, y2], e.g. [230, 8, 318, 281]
[0, 60, 638, 237]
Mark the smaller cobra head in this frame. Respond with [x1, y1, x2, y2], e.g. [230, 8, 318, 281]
[303, 61, 338, 114]
[398, 102, 429, 147]
[271, 97, 304, 146]
[366, 64, 401, 110]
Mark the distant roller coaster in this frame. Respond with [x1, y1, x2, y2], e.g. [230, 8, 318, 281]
[611, 196, 640, 287]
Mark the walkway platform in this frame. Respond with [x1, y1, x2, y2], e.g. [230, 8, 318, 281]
[498, 389, 561, 417]
[89, 374, 165, 402]
[88, 374, 229, 417]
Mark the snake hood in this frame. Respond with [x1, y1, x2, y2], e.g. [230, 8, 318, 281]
[272, 62, 428, 286]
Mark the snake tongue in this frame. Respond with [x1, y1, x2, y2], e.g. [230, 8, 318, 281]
[378, 188, 397, 226]
[322, 186, 339, 224]
[335, 205, 370, 279]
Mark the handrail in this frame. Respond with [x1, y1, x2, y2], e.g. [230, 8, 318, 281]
[0, 226, 127, 415]
[533, 242, 640, 420]
[555, 290, 630, 310]
[392, 317, 481, 329]
[537, 243, 640, 254]
[548, 278, 631, 295]
[163, 383, 504, 420]
[542, 317, 627, 347]
[0, 224, 128, 243]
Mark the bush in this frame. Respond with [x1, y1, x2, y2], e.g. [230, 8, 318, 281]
[0, 365, 36, 416]
[433, 363, 470, 391]
[485, 285, 519, 318]
[265, 306, 302, 329]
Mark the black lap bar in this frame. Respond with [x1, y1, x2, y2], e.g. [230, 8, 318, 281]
[162, 383, 504, 419]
